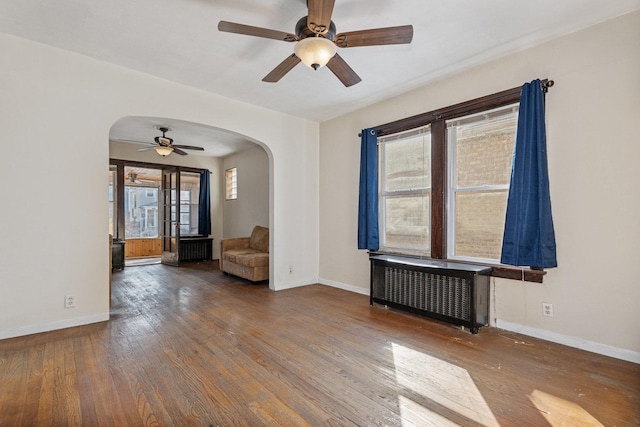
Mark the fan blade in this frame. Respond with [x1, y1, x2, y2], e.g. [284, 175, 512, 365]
[172, 148, 188, 156]
[172, 144, 204, 151]
[334, 25, 413, 48]
[136, 146, 157, 152]
[218, 21, 298, 42]
[326, 54, 361, 87]
[262, 54, 301, 83]
[116, 139, 154, 146]
[307, 0, 335, 34]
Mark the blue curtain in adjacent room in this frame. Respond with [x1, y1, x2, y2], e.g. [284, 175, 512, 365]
[358, 128, 379, 250]
[198, 170, 211, 236]
[501, 79, 557, 268]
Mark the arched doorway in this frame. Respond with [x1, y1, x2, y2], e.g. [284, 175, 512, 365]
[108, 116, 273, 284]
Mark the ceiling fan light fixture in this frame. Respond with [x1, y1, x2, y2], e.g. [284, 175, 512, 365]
[155, 146, 174, 157]
[294, 36, 336, 70]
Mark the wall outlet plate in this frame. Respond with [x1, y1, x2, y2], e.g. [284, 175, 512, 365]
[542, 302, 553, 317]
[65, 295, 76, 308]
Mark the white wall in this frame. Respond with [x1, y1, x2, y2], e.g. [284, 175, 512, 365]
[109, 140, 224, 260]
[319, 11, 640, 362]
[222, 146, 269, 239]
[0, 33, 319, 339]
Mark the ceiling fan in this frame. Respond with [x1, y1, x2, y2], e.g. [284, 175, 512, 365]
[218, 0, 413, 87]
[118, 127, 205, 157]
[127, 172, 156, 185]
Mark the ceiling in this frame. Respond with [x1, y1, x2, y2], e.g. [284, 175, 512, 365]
[2, 0, 639, 155]
[109, 116, 257, 158]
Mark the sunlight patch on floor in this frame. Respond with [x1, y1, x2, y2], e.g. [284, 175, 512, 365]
[392, 343, 499, 427]
[529, 389, 604, 426]
[398, 395, 461, 427]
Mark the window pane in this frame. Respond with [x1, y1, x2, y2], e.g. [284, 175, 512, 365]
[124, 187, 159, 238]
[453, 107, 517, 188]
[384, 195, 430, 250]
[225, 167, 237, 200]
[454, 191, 508, 260]
[384, 132, 431, 191]
[179, 172, 200, 235]
[108, 169, 116, 237]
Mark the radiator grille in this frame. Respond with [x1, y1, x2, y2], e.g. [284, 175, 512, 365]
[377, 266, 471, 321]
[179, 239, 212, 262]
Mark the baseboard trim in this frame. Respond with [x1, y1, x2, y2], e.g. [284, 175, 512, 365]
[0, 313, 110, 341]
[318, 278, 370, 296]
[497, 320, 640, 364]
[272, 278, 317, 291]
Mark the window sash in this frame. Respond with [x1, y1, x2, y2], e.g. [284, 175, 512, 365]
[446, 103, 518, 262]
[379, 126, 431, 252]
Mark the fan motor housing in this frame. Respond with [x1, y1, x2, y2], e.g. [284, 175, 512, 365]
[296, 16, 336, 41]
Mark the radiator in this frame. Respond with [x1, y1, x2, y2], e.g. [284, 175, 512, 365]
[370, 255, 491, 333]
[179, 237, 213, 262]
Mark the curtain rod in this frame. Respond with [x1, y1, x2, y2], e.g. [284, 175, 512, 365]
[358, 79, 554, 137]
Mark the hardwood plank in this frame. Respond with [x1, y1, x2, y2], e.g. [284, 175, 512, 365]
[0, 262, 638, 426]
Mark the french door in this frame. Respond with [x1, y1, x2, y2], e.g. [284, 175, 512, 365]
[161, 167, 180, 266]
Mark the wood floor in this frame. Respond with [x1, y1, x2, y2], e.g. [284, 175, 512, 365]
[1, 263, 638, 426]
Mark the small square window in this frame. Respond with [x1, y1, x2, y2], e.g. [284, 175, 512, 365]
[225, 167, 237, 200]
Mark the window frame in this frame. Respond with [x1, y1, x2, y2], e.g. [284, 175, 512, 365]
[369, 83, 550, 282]
[225, 167, 237, 201]
[109, 159, 208, 240]
[445, 103, 519, 264]
[378, 126, 432, 253]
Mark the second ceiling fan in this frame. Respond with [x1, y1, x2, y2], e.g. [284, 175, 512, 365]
[118, 127, 205, 157]
[218, 0, 413, 87]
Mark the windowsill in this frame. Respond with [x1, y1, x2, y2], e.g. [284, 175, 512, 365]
[368, 249, 546, 283]
[123, 237, 161, 240]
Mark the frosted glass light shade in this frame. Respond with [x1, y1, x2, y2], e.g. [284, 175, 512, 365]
[155, 146, 174, 157]
[294, 37, 337, 70]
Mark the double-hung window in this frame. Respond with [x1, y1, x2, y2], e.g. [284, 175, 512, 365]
[378, 89, 522, 265]
[379, 126, 431, 253]
[446, 104, 518, 262]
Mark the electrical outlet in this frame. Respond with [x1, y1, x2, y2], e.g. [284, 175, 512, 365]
[65, 295, 76, 309]
[542, 302, 553, 317]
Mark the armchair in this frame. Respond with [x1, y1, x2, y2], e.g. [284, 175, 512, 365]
[220, 226, 269, 282]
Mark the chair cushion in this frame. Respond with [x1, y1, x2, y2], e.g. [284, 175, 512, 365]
[249, 226, 269, 253]
[235, 252, 269, 268]
[223, 248, 262, 264]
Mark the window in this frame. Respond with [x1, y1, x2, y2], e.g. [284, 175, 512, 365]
[124, 186, 159, 238]
[378, 88, 522, 264]
[108, 167, 116, 236]
[110, 162, 208, 245]
[179, 172, 200, 235]
[379, 127, 431, 253]
[225, 167, 237, 200]
[447, 104, 518, 262]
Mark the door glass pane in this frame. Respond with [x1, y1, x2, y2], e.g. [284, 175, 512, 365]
[108, 167, 117, 236]
[180, 172, 200, 235]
